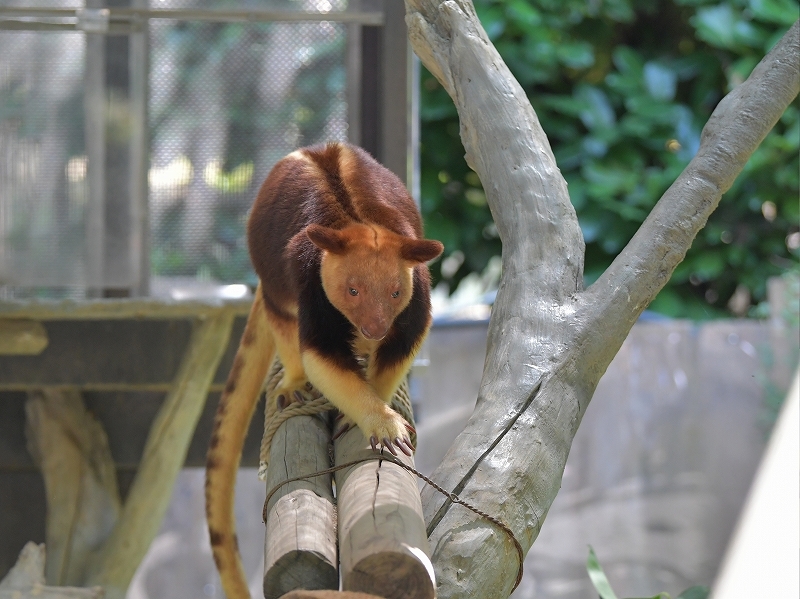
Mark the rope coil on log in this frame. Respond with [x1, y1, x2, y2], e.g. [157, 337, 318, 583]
[258, 359, 416, 478]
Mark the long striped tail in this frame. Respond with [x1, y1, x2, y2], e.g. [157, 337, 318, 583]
[206, 287, 273, 599]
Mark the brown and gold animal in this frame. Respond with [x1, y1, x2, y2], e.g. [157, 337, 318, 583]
[205, 142, 443, 598]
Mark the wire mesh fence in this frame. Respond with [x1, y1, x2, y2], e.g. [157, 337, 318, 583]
[0, 26, 87, 297]
[147, 15, 348, 289]
[0, 0, 374, 299]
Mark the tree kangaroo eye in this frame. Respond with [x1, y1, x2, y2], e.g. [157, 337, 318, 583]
[391, 290, 400, 298]
[349, 288, 359, 296]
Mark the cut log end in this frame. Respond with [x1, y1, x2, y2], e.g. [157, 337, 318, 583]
[263, 415, 338, 598]
[335, 426, 435, 599]
[264, 551, 339, 599]
[278, 590, 385, 599]
[344, 551, 436, 599]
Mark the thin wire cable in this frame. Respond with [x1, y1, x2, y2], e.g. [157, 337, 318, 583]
[262, 452, 525, 593]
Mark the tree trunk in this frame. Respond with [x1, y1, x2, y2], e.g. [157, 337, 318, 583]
[403, 1, 800, 595]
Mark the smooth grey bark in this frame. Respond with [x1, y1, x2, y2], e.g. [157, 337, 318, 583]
[404, 1, 800, 596]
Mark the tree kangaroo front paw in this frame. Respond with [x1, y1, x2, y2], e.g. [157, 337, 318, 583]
[360, 407, 415, 457]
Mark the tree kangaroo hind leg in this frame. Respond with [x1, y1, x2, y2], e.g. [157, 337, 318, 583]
[264, 309, 310, 409]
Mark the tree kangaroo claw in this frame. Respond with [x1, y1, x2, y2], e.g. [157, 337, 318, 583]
[397, 437, 412, 456]
[383, 437, 397, 456]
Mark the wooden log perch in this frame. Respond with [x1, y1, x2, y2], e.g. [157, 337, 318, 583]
[0, 543, 103, 599]
[25, 388, 120, 587]
[263, 413, 338, 599]
[334, 426, 435, 599]
[85, 311, 234, 599]
[404, 1, 799, 596]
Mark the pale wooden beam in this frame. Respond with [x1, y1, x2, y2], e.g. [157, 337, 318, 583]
[0, 298, 251, 320]
[84, 311, 234, 599]
[335, 426, 434, 599]
[0, 320, 48, 355]
[263, 414, 338, 598]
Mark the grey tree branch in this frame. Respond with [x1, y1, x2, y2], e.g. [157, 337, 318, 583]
[404, 1, 800, 596]
[405, 1, 587, 597]
[581, 20, 800, 369]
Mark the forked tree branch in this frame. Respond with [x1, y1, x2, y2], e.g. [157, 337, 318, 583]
[581, 20, 800, 371]
[405, 0, 800, 595]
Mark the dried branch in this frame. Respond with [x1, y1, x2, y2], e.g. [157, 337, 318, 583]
[25, 389, 120, 586]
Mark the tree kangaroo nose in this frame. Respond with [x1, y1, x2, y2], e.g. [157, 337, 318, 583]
[360, 323, 388, 340]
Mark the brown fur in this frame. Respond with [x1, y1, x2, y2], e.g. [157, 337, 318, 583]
[205, 143, 442, 598]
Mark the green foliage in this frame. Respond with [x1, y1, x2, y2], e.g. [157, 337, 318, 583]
[419, 0, 799, 318]
[587, 546, 711, 599]
[587, 546, 621, 599]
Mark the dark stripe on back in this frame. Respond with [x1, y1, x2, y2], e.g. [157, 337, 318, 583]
[306, 143, 360, 222]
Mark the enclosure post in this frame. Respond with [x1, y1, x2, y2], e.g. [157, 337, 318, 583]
[335, 426, 435, 599]
[84, 1, 106, 298]
[263, 413, 338, 599]
[129, 0, 150, 296]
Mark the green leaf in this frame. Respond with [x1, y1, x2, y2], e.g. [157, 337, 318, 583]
[612, 46, 644, 75]
[692, 4, 767, 50]
[577, 85, 616, 130]
[748, 0, 799, 26]
[691, 250, 727, 280]
[583, 162, 638, 196]
[586, 547, 619, 599]
[603, 0, 636, 23]
[644, 61, 678, 101]
[507, 0, 542, 27]
[557, 41, 596, 69]
[692, 4, 741, 49]
[677, 586, 711, 599]
[474, 4, 506, 39]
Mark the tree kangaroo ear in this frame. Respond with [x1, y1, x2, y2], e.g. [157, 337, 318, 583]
[306, 224, 348, 254]
[400, 238, 444, 264]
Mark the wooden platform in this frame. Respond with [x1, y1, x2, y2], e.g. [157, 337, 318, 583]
[0, 299, 266, 579]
